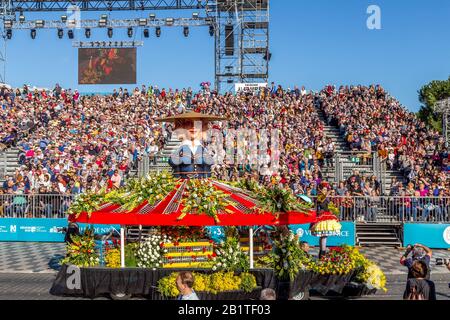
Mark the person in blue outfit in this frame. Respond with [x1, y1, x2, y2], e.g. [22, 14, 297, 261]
[168, 119, 214, 179]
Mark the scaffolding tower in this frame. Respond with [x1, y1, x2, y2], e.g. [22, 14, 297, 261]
[434, 98, 450, 147]
[210, 0, 269, 92]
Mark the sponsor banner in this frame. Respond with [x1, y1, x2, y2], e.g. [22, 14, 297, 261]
[78, 223, 121, 235]
[0, 218, 67, 242]
[289, 222, 356, 246]
[403, 223, 450, 249]
[235, 83, 268, 93]
[0, 219, 121, 242]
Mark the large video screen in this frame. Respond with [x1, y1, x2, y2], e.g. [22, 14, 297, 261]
[78, 48, 136, 84]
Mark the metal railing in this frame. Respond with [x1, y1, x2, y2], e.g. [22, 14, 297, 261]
[1, 194, 448, 223]
[313, 196, 450, 223]
[0, 194, 74, 218]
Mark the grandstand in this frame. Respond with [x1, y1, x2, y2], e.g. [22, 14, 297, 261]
[0, 83, 449, 247]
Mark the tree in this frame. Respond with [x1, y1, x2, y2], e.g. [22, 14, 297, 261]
[417, 77, 450, 133]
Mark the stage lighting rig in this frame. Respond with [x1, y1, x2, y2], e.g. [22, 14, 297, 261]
[127, 27, 133, 38]
[6, 29, 12, 40]
[156, 26, 161, 37]
[107, 27, 113, 38]
[183, 26, 189, 37]
[143, 28, 149, 38]
[30, 29, 36, 39]
[85, 28, 91, 38]
[57, 28, 64, 39]
[68, 30, 74, 39]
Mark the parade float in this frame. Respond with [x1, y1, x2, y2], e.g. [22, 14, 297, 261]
[50, 111, 386, 300]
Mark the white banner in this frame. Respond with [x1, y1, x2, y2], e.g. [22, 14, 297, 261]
[235, 83, 268, 93]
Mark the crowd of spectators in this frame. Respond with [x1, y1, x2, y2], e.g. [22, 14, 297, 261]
[0, 83, 448, 222]
[319, 84, 449, 196]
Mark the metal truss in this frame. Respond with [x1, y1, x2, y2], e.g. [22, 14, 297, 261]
[210, 0, 269, 92]
[8, 1, 209, 12]
[0, 0, 270, 92]
[9, 17, 211, 29]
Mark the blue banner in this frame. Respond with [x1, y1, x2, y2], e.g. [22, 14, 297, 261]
[404, 223, 450, 249]
[0, 218, 67, 242]
[0, 219, 121, 242]
[289, 222, 356, 246]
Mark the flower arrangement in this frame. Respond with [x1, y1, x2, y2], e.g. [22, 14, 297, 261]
[256, 185, 313, 215]
[356, 262, 387, 292]
[179, 179, 233, 223]
[105, 248, 121, 268]
[210, 237, 249, 272]
[68, 190, 107, 218]
[157, 271, 257, 298]
[67, 171, 176, 217]
[60, 227, 100, 267]
[269, 231, 311, 281]
[306, 246, 356, 275]
[119, 171, 176, 211]
[136, 234, 172, 269]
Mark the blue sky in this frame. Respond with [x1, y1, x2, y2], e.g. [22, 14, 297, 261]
[5, 0, 450, 112]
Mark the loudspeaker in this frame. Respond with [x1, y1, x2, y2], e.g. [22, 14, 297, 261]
[225, 24, 234, 56]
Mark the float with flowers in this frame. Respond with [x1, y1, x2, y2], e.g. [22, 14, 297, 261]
[50, 111, 386, 300]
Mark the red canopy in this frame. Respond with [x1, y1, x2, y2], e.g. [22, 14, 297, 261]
[70, 180, 317, 226]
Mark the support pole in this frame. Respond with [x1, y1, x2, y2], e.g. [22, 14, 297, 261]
[120, 226, 125, 268]
[249, 227, 254, 269]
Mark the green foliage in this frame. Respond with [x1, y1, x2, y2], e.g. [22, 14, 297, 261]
[239, 272, 258, 293]
[68, 171, 175, 216]
[417, 77, 450, 132]
[269, 231, 311, 281]
[61, 227, 100, 267]
[180, 179, 232, 223]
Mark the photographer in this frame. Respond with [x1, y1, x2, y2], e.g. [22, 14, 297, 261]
[400, 243, 432, 280]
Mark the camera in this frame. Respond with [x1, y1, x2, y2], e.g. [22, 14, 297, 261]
[56, 227, 67, 233]
[435, 258, 449, 266]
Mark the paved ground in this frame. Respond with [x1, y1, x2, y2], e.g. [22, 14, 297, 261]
[0, 242, 448, 300]
[0, 242, 449, 274]
[0, 273, 448, 300]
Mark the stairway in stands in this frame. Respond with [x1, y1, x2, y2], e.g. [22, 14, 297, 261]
[0, 147, 20, 183]
[315, 107, 350, 185]
[147, 136, 182, 173]
[356, 223, 402, 247]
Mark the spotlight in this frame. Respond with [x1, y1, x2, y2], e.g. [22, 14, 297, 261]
[192, 12, 199, 19]
[143, 28, 149, 38]
[85, 28, 91, 38]
[6, 29, 12, 40]
[209, 25, 214, 37]
[35, 20, 45, 28]
[99, 14, 108, 27]
[165, 18, 174, 26]
[127, 27, 133, 38]
[61, 15, 67, 23]
[149, 13, 156, 20]
[155, 26, 161, 37]
[183, 26, 189, 37]
[19, 14, 25, 23]
[68, 30, 74, 39]
[138, 18, 147, 26]
[107, 27, 113, 38]
[4, 20, 13, 29]
[57, 28, 64, 39]
[30, 29, 36, 39]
